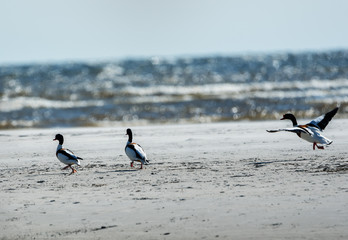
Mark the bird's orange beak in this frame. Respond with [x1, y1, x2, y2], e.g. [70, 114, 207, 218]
[53, 138, 57, 141]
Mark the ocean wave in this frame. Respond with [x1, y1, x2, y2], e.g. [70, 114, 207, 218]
[119, 78, 348, 96]
[1, 50, 348, 128]
[0, 97, 105, 112]
[1, 79, 347, 112]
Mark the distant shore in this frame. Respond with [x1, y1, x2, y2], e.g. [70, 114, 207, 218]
[1, 120, 348, 239]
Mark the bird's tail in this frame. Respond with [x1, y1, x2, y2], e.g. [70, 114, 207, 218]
[144, 159, 150, 165]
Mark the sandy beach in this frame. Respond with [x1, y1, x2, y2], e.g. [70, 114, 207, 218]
[0, 120, 348, 240]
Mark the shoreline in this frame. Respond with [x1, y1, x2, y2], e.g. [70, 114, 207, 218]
[1, 120, 348, 239]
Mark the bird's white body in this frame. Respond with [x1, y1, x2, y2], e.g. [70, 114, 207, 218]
[125, 142, 148, 163]
[297, 126, 332, 145]
[56, 144, 81, 166]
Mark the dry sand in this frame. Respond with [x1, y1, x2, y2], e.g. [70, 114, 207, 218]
[0, 120, 348, 239]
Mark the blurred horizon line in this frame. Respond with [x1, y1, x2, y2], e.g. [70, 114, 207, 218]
[1, 47, 348, 67]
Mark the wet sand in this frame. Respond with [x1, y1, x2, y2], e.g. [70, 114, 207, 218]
[0, 120, 348, 239]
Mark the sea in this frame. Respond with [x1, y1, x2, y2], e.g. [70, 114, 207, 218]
[0, 50, 347, 129]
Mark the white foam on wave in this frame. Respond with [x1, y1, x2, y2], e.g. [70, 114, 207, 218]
[0, 97, 104, 112]
[119, 78, 348, 100]
[1, 78, 347, 112]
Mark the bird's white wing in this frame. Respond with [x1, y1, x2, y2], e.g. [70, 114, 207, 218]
[267, 127, 313, 136]
[133, 144, 147, 160]
[126, 143, 147, 160]
[57, 148, 80, 165]
[58, 148, 77, 160]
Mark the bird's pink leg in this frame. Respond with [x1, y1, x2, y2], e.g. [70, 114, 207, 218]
[62, 165, 70, 170]
[317, 144, 324, 150]
[313, 142, 324, 150]
[69, 165, 77, 174]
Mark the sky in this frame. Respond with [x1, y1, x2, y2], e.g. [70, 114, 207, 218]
[1, 0, 348, 64]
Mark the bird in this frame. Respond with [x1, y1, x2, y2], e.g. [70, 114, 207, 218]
[125, 128, 149, 169]
[267, 107, 339, 150]
[53, 134, 83, 174]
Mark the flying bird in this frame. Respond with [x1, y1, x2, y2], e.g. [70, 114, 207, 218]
[53, 134, 83, 174]
[267, 107, 339, 150]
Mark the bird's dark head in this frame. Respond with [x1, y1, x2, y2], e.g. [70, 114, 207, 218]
[53, 134, 64, 144]
[281, 113, 294, 120]
[281, 113, 297, 126]
[126, 128, 132, 136]
[126, 128, 133, 142]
